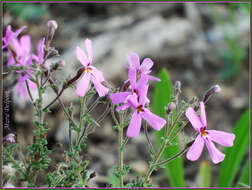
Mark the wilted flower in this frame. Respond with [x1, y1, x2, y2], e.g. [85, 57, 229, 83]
[75, 39, 109, 97]
[185, 102, 235, 164]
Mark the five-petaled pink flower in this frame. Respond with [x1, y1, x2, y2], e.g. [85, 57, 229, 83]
[126, 52, 160, 82]
[121, 85, 166, 138]
[75, 39, 109, 97]
[185, 102, 235, 164]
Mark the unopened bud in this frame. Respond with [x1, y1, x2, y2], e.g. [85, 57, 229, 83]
[5, 133, 15, 143]
[174, 81, 181, 97]
[203, 84, 221, 103]
[213, 85, 221, 93]
[166, 102, 176, 114]
[47, 20, 58, 30]
[46, 20, 58, 49]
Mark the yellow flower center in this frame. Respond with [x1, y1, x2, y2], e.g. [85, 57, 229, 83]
[200, 128, 207, 138]
[85, 67, 91, 73]
[136, 105, 143, 113]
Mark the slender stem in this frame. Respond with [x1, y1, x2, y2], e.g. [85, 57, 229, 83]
[111, 104, 119, 126]
[144, 122, 155, 155]
[43, 87, 64, 110]
[25, 80, 34, 102]
[77, 95, 87, 145]
[119, 119, 124, 188]
[144, 139, 167, 183]
[156, 146, 188, 166]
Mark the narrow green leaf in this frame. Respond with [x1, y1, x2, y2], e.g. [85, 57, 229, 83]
[236, 158, 250, 187]
[152, 68, 184, 187]
[108, 169, 120, 187]
[217, 109, 249, 187]
[198, 160, 211, 187]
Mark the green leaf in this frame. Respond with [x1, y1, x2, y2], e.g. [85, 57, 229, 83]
[236, 158, 249, 187]
[152, 68, 184, 187]
[108, 169, 120, 187]
[198, 160, 211, 187]
[217, 109, 249, 187]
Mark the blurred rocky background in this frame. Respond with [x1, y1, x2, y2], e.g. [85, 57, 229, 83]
[2, 3, 249, 187]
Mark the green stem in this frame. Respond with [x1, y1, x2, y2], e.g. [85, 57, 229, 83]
[77, 95, 87, 145]
[119, 112, 124, 188]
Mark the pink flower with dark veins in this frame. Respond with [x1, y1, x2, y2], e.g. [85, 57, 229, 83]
[120, 85, 166, 138]
[75, 39, 109, 97]
[109, 68, 149, 110]
[126, 52, 160, 82]
[185, 101, 235, 164]
[2, 25, 26, 49]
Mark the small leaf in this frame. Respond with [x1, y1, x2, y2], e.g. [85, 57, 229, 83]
[217, 109, 249, 187]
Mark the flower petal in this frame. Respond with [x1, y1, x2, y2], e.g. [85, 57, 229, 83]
[127, 52, 140, 69]
[148, 75, 161, 82]
[140, 108, 166, 131]
[109, 92, 131, 104]
[140, 58, 153, 73]
[185, 107, 203, 132]
[204, 139, 225, 164]
[91, 74, 109, 97]
[116, 103, 129, 112]
[128, 67, 136, 89]
[127, 111, 142, 138]
[75, 72, 90, 97]
[200, 101, 207, 127]
[90, 66, 105, 82]
[126, 94, 139, 110]
[186, 135, 204, 161]
[85, 39, 92, 63]
[206, 130, 235, 147]
[76, 46, 88, 66]
[20, 35, 31, 56]
[36, 37, 45, 63]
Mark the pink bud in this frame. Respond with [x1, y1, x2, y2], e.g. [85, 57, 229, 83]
[47, 20, 58, 30]
[5, 133, 15, 143]
[213, 85, 221, 93]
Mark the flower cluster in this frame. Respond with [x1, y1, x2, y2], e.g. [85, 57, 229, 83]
[110, 53, 166, 138]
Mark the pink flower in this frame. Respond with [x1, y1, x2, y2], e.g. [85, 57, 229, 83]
[124, 91, 166, 138]
[185, 102, 235, 164]
[109, 68, 149, 108]
[2, 25, 26, 50]
[5, 133, 15, 143]
[75, 39, 109, 97]
[126, 52, 160, 82]
[7, 35, 33, 67]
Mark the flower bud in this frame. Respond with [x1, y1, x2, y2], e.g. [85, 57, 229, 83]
[5, 133, 15, 143]
[166, 102, 176, 115]
[203, 84, 221, 103]
[47, 20, 58, 30]
[46, 20, 58, 49]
